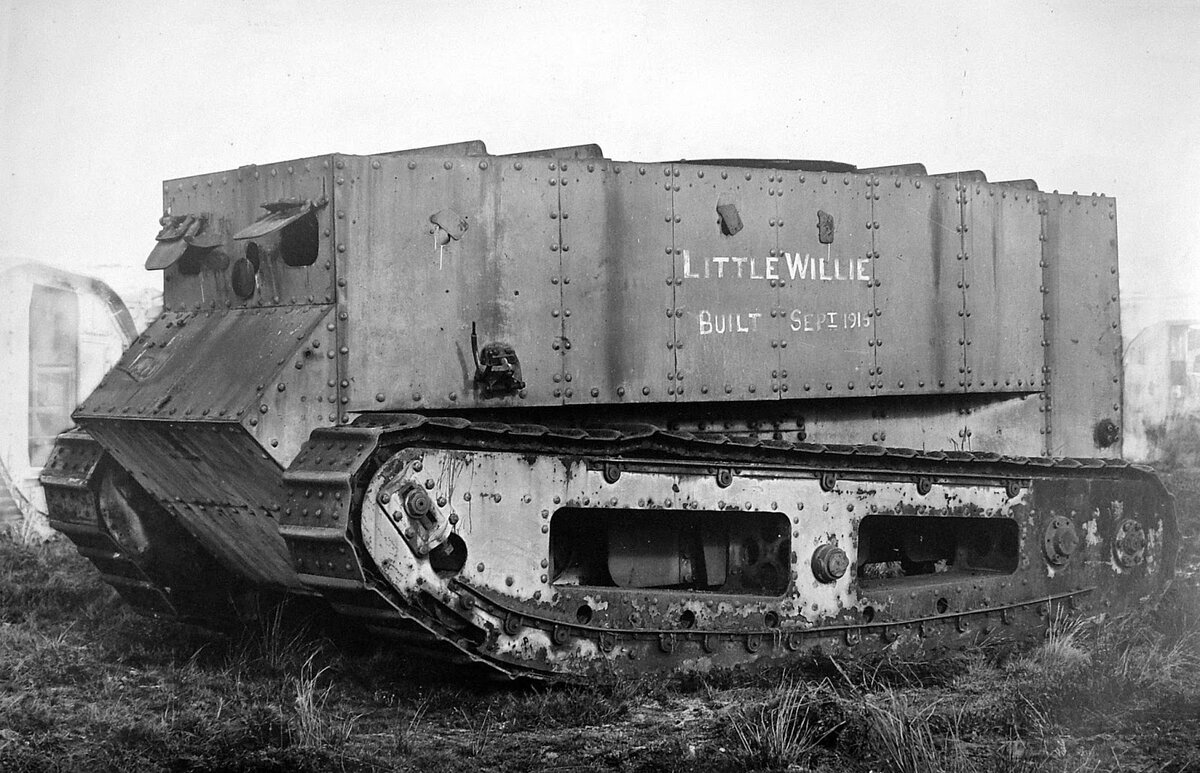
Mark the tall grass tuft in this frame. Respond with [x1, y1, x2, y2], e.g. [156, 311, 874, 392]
[1021, 606, 1092, 676]
[859, 687, 944, 773]
[225, 601, 322, 677]
[289, 653, 354, 749]
[728, 677, 841, 769]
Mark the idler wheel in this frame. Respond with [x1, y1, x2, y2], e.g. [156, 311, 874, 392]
[1043, 516, 1080, 566]
[811, 544, 849, 583]
[1113, 519, 1148, 567]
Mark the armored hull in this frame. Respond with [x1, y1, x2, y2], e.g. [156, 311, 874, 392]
[41, 142, 1176, 678]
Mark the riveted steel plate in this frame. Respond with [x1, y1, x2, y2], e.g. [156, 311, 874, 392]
[1042, 193, 1122, 457]
[557, 161, 674, 404]
[248, 305, 339, 464]
[82, 419, 298, 590]
[872, 177, 964, 396]
[673, 165, 780, 402]
[962, 184, 1043, 394]
[775, 172, 876, 398]
[341, 156, 562, 412]
[75, 305, 330, 422]
[163, 157, 335, 312]
[959, 392, 1045, 455]
[232, 201, 317, 240]
[380, 140, 488, 157]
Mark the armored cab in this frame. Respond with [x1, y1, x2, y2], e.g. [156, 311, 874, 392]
[41, 141, 1175, 678]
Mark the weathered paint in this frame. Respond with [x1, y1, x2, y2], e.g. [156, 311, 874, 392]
[36, 144, 1168, 681]
[356, 443, 1170, 677]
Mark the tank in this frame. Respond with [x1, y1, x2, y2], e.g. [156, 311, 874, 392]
[40, 141, 1177, 679]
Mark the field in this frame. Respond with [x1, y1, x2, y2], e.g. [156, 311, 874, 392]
[1, 473, 1198, 773]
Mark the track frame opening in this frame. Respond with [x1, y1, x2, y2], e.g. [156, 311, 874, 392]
[549, 507, 791, 597]
[856, 513, 1019, 586]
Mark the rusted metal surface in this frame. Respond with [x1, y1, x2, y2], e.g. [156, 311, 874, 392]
[275, 414, 1176, 679]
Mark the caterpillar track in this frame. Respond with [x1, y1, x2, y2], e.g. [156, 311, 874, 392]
[43, 415, 1177, 680]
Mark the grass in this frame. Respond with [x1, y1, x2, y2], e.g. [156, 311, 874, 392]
[727, 678, 842, 769]
[0, 466, 1198, 772]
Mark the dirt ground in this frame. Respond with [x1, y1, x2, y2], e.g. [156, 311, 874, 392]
[0, 469, 1198, 773]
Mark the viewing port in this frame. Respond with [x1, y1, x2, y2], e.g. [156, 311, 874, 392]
[549, 508, 791, 596]
[856, 514, 1019, 586]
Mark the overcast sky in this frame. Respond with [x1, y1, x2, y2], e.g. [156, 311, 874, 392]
[2, 0, 1197, 332]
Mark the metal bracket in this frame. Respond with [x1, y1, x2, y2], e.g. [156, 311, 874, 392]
[471, 322, 525, 398]
[233, 197, 328, 241]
